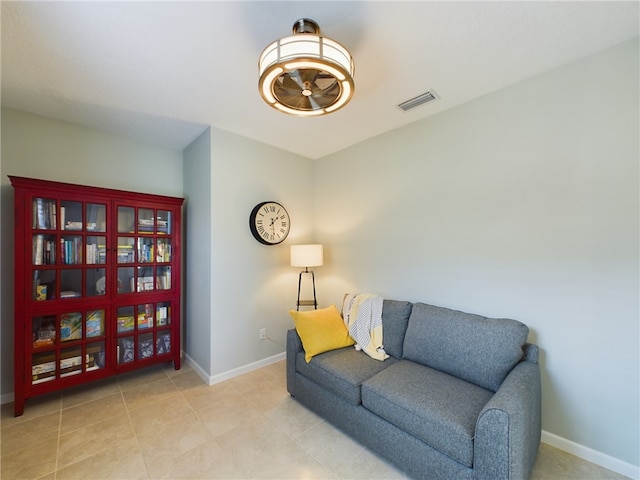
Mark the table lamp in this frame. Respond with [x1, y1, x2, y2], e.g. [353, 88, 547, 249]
[291, 244, 323, 310]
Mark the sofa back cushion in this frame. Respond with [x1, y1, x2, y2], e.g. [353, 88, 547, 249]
[381, 300, 413, 359]
[402, 303, 529, 392]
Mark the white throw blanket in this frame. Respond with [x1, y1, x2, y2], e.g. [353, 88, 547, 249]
[342, 293, 388, 361]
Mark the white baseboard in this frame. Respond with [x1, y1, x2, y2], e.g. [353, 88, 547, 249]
[542, 430, 639, 480]
[182, 353, 210, 383]
[184, 351, 286, 386]
[1, 352, 286, 406]
[1, 392, 15, 405]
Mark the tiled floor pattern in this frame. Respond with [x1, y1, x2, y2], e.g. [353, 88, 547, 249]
[0, 360, 630, 479]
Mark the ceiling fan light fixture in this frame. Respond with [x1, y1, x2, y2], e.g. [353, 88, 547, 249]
[258, 18, 355, 117]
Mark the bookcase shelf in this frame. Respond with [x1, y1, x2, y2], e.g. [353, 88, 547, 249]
[10, 176, 184, 416]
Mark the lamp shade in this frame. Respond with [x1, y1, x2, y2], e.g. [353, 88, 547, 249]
[258, 19, 355, 116]
[291, 244, 323, 268]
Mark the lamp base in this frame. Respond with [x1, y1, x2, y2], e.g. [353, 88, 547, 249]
[296, 269, 317, 310]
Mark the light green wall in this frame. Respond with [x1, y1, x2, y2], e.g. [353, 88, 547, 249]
[0, 109, 183, 196]
[314, 39, 639, 467]
[208, 128, 313, 376]
[182, 128, 212, 374]
[0, 109, 184, 396]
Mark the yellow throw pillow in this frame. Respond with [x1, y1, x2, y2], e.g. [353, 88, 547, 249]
[289, 305, 355, 363]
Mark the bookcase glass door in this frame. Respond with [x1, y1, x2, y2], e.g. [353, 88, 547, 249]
[116, 205, 174, 296]
[31, 308, 106, 385]
[31, 197, 109, 302]
[116, 300, 173, 365]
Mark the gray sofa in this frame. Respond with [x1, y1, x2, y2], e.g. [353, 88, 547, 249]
[286, 300, 541, 480]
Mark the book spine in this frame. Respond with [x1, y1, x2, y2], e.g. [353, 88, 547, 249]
[33, 235, 44, 265]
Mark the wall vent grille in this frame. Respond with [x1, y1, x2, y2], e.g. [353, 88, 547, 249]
[398, 90, 440, 111]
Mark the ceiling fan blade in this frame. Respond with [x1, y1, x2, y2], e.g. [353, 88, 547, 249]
[287, 70, 306, 89]
[275, 91, 313, 110]
[314, 75, 337, 92]
[278, 75, 302, 93]
[306, 95, 322, 110]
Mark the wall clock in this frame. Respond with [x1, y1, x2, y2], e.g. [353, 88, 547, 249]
[249, 201, 290, 245]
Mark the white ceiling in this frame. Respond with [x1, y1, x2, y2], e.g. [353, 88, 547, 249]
[2, 1, 638, 160]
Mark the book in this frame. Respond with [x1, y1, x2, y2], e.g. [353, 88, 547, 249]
[33, 318, 55, 346]
[86, 310, 104, 337]
[60, 291, 81, 299]
[33, 198, 57, 229]
[117, 315, 134, 332]
[136, 276, 154, 292]
[61, 237, 82, 264]
[60, 312, 82, 341]
[156, 268, 171, 290]
[117, 245, 135, 263]
[156, 239, 171, 262]
[64, 221, 83, 230]
[157, 305, 169, 326]
[60, 354, 82, 370]
[137, 304, 153, 329]
[35, 285, 48, 302]
[32, 360, 55, 377]
[33, 235, 44, 265]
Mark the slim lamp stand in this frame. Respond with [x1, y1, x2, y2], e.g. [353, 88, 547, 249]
[296, 267, 317, 310]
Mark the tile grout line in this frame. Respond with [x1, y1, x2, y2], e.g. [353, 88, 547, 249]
[122, 368, 171, 479]
[53, 394, 63, 480]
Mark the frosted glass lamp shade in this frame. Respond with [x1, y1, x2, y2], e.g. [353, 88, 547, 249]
[291, 244, 323, 268]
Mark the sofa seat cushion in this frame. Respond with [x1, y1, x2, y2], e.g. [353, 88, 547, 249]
[296, 347, 398, 406]
[361, 360, 493, 467]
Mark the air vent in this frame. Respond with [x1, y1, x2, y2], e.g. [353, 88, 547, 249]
[398, 90, 440, 111]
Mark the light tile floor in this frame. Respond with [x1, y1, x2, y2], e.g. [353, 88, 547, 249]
[0, 360, 630, 480]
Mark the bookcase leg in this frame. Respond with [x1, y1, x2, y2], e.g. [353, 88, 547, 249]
[14, 396, 25, 417]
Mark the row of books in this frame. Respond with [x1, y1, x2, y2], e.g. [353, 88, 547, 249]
[31, 346, 105, 384]
[117, 243, 172, 264]
[156, 269, 171, 290]
[117, 245, 135, 263]
[34, 200, 167, 234]
[33, 235, 56, 265]
[86, 244, 107, 264]
[61, 237, 83, 264]
[138, 243, 155, 263]
[33, 236, 107, 265]
[33, 198, 57, 230]
[116, 305, 169, 333]
[32, 310, 105, 347]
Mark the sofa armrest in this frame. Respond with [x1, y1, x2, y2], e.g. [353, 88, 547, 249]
[474, 360, 541, 480]
[286, 328, 303, 396]
[522, 343, 539, 363]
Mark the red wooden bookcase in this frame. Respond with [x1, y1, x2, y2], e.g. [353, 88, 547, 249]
[10, 176, 184, 416]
